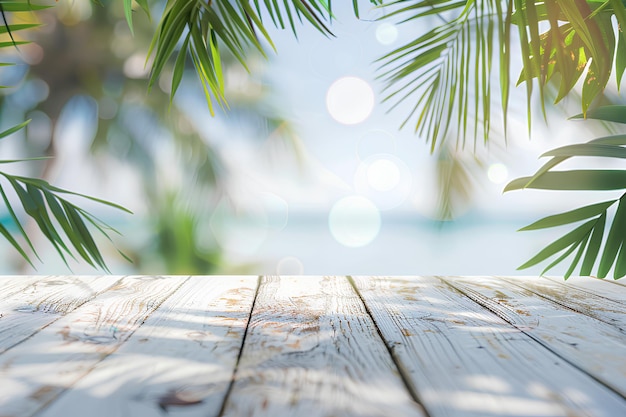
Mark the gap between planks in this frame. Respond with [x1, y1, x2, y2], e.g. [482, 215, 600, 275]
[346, 275, 429, 415]
[219, 276, 426, 417]
[33, 276, 260, 417]
[439, 276, 626, 400]
[352, 275, 626, 417]
[0, 276, 192, 417]
[216, 275, 262, 417]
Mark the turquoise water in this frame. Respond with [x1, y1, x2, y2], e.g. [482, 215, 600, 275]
[0, 212, 560, 276]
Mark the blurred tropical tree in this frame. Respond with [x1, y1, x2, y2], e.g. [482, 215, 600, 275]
[0, 0, 312, 273]
[0, 0, 131, 271]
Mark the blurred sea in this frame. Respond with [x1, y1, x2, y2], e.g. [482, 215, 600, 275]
[0, 211, 555, 276]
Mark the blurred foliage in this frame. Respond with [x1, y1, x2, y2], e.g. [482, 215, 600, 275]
[505, 107, 626, 279]
[434, 142, 484, 221]
[0, 0, 314, 273]
[34, 1, 310, 274]
[0, 0, 130, 270]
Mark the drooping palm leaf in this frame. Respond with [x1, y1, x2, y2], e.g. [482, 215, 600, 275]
[376, 0, 509, 151]
[0, 122, 132, 270]
[376, 0, 626, 149]
[0, 167, 132, 271]
[145, 0, 382, 112]
[506, 104, 626, 279]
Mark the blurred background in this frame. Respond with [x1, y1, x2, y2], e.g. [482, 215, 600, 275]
[0, 0, 622, 276]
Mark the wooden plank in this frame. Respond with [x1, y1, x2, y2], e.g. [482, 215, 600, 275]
[353, 275, 626, 417]
[0, 275, 186, 417]
[542, 276, 626, 303]
[36, 276, 258, 417]
[608, 278, 626, 287]
[441, 275, 626, 398]
[497, 276, 626, 332]
[221, 276, 426, 417]
[0, 275, 48, 299]
[0, 275, 119, 355]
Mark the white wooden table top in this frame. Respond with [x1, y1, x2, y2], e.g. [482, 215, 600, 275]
[0, 275, 625, 417]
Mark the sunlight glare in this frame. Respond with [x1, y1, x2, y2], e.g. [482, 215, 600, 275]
[355, 154, 413, 210]
[375, 23, 399, 45]
[123, 53, 150, 79]
[326, 77, 375, 125]
[487, 163, 509, 184]
[367, 158, 401, 192]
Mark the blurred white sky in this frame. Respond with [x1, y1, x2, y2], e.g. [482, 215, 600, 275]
[152, 1, 625, 275]
[171, 1, 625, 219]
[2, 0, 624, 275]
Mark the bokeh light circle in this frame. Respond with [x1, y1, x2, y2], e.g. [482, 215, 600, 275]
[375, 23, 399, 45]
[328, 196, 381, 248]
[277, 256, 305, 275]
[487, 163, 509, 184]
[326, 77, 375, 125]
[367, 159, 401, 192]
[354, 154, 413, 210]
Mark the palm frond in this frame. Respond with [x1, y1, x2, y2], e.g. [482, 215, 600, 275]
[148, 0, 327, 112]
[506, 105, 626, 279]
[377, 0, 508, 151]
[147, 1, 382, 112]
[377, 0, 626, 148]
[0, 169, 132, 271]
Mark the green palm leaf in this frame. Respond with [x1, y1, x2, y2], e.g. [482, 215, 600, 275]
[508, 105, 626, 279]
[378, 0, 504, 150]
[0, 168, 131, 271]
[147, 1, 381, 110]
[377, 0, 626, 148]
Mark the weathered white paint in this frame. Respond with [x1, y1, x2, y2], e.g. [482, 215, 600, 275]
[0, 275, 185, 417]
[0, 275, 119, 355]
[542, 276, 626, 303]
[37, 276, 258, 417]
[352, 275, 626, 417]
[221, 276, 426, 417]
[497, 276, 626, 332]
[0, 275, 624, 417]
[441, 275, 626, 398]
[0, 275, 44, 299]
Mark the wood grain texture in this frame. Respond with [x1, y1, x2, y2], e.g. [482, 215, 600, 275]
[542, 276, 626, 303]
[0, 276, 42, 299]
[607, 277, 626, 287]
[0, 275, 185, 417]
[221, 276, 425, 417]
[352, 275, 626, 417]
[36, 276, 258, 417]
[496, 276, 626, 332]
[441, 275, 626, 398]
[0, 276, 119, 355]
